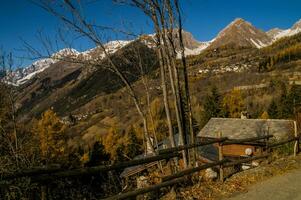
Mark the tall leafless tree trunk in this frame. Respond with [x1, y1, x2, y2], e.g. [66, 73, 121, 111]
[33, 0, 156, 154]
[174, 0, 196, 166]
[146, 0, 186, 166]
[33, 0, 195, 167]
[0, 50, 19, 167]
[128, 0, 195, 167]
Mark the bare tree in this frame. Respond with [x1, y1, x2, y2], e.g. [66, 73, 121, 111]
[30, 0, 157, 154]
[0, 50, 19, 167]
[126, 0, 195, 167]
[28, 0, 195, 168]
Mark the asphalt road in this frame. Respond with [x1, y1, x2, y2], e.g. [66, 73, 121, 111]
[228, 169, 301, 200]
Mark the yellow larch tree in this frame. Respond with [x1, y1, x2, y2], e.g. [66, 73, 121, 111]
[35, 109, 67, 161]
[260, 111, 270, 119]
[223, 89, 244, 118]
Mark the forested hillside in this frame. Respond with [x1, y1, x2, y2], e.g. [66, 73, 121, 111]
[1, 1, 301, 199]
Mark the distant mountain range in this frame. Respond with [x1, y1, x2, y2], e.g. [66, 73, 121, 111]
[181, 17, 301, 53]
[3, 17, 301, 86]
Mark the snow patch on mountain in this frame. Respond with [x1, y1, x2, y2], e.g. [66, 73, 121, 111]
[5, 18, 301, 87]
[4, 42, 132, 86]
[15, 60, 53, 85]
[52, 48, 80, 59]
[81, 40, 132, 60]
[250, 38, 262, 48]
[177, 41, 211, 58]
[273, 28, 301, 40]
[268, 19, 301, 41]
[5, 58, 56, 86]
[249, 38, 267, 48]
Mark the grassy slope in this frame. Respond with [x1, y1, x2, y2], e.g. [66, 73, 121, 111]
[16, 41, 158, 118]
[16, 33, 301, 150]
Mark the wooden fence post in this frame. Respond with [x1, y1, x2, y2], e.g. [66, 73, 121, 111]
[41, 185, 47, 200]
[294, 121, 299, 157]
[266, 129, 271, 158]
[218, 132, 224, 182]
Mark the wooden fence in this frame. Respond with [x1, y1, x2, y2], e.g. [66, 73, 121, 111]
[1, 134, 300, 200]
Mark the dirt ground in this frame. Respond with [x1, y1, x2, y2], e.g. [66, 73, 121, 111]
[228, 168, 301, 200]
[162, 153, 301, 200]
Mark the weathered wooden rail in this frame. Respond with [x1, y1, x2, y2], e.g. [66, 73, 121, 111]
[0, 138, 227, 181]
[157, 137, 228, 155]
[101, 134, 299, 200]
[267, 136, 299, 148]
[224, 135, 273, 145]
[103, 177, 186, 200]
[223, 154, 269, 168]
[1, 152, 181, 182]
[1, 134, 300, 200]
[162, 159, 229, 182]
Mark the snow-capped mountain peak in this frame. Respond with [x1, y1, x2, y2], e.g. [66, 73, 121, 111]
[4, 41, 133, 86]
[292, 19, 301, 30]
[266, 28, 283, 39]
[51, 48, 80, 59]
[81, 40, 132, 61]
[4, 58, 56, 86]
[209, 18, 272, 49]
[268, 18, 301, 41]
[4, 18, 301, 86]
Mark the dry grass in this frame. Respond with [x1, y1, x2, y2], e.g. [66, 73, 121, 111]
[161, 153, 301, 200]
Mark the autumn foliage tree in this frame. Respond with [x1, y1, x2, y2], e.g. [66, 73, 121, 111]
[102, 126, 142, 162]
[148, 97, 168, 142]
[259, 43, 301, 71]
[222, 89, 244, 118]
[260, 111, 269, 119]
[102, 127, 121, 161]
[35, 109, 67, 163]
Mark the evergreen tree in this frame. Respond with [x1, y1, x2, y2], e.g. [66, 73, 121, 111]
[115, 143, 127, 162]
[277, 85, 301, 119]
[86, 141, 109, 167]
[277, 85, 291, 118]
[287, 85, 301, 116]
[124, 126, 142, 159]
[268, 99, 279, 119]
[202, 86, 223, 124]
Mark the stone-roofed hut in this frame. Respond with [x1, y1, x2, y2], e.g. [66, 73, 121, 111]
[197, 118, 296, 161]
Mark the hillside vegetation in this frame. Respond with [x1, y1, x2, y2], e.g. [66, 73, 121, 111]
[259, 33, 301, 71]
[2, 7, 301, 199]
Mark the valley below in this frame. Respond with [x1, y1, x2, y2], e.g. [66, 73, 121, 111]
[1, 2, 301, 199]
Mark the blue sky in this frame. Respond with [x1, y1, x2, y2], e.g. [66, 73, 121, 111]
[0, 0, 301, 67]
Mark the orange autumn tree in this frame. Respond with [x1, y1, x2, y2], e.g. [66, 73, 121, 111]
[223, 89, 245, 118]
[35, 109, 67, 162]
[102, 126, 142, 161]
[260, 111, 270, 119]
[102, 126, 121, 161]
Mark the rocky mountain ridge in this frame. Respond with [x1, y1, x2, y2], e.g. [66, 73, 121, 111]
[4, 17, 301, 86]
[209, 18, 272, 49]
[268, 19, 301, 41]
